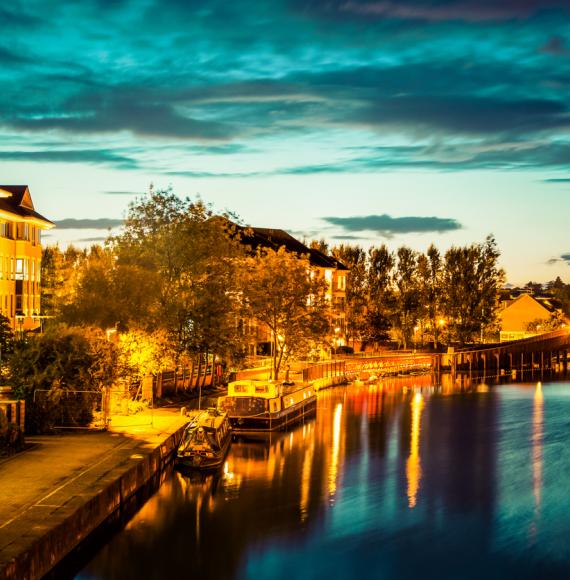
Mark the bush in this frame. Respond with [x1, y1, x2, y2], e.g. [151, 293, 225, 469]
[8, 326, 124, 433]
[0, 409, 23, 454]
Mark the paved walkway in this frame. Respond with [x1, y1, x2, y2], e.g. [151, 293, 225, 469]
[0, 407, 188, 577]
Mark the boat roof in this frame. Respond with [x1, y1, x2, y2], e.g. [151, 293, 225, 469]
[186, 409, 227, 430]
[227, 380, 312, 398]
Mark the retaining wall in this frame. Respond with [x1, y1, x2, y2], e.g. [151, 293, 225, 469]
[0, 425, 186, 580]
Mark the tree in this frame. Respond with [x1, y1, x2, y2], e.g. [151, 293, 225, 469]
[111, 189, 245, 367]
[41, 245, 86, 320]
[441, 235, 505, 344]
[547, 277, 570, 317]
[332, 244, 367, 349]
[0, 314, 14, 363]
[240, 247, 329, 380]
[393, 246, 420, 349]
[365, 245, 394, 346]
[309, 238, 330, 254]
[417, 244, 443, 347]
[527, 313, 565, 333]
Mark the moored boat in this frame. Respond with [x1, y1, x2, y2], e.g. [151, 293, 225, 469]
[218, 379, 316, 433]
[176, 408, 232, 470]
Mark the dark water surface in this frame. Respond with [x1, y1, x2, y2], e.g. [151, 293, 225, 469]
[77, 375, 570, 580]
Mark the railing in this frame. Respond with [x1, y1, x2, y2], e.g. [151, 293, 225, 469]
[303, 360, 346, 382]
[458, 328, 570, 357]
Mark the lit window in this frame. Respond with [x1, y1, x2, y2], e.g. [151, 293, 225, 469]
[15, 259, 24, 281]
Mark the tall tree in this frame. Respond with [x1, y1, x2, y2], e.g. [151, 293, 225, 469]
[112, 189, 245, 365]
[441, 235, 504, 344]
[393, 246, 420, 350]
[240, 247, 329, 380]
[41, 245, 86, 320]
[365, 245, 394, 345]
[417, 244, 443, 347]
[332, 244, 367, 349]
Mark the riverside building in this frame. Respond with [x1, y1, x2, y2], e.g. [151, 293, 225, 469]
[0, 185, 54, 331]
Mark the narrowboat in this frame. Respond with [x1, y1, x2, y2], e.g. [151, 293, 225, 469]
[217, 380, 316, 433]
[176, 408, 232, 470]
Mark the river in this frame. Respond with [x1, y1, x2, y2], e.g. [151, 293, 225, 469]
[76, 374, 570, 579]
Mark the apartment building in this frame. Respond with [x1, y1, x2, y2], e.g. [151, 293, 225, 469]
[0, 186, 53, 330]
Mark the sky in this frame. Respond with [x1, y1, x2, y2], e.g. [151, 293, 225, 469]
[1, 0, 569, 285]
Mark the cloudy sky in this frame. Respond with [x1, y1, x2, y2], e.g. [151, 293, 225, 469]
[1, 0, 569, 284]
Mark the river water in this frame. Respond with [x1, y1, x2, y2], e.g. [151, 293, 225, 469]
[77, 374, 570, 580]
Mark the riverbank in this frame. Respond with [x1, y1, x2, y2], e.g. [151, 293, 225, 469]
[0, 407, 188, 580]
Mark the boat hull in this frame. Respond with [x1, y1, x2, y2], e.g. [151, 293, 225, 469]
[228, 397, 316, 433]
[176, 436, 231, 471]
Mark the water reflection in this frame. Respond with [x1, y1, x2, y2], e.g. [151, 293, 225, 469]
[529, 382, 544, 543]
[328, 403, 343, 499]
[406, 393, 424, 508]
[79, 375, 570, 580]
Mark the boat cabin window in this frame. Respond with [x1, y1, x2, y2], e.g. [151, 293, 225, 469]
[233, 384, 248, 393]
[255, 385, 268, 394]
[219, 397, 268, 416]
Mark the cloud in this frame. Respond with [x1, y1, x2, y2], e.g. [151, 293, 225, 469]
[0, 46, 33, 66]
[547, 253, 570, 265]
[3, 89, 238, 141]
[322, 214, 462, 238]
[540, 36, 570, 56]
[0, 0, 568, 180]
[346, 95, 568, 137]
[102, 190, 141, 195]
[0, 6, 42, 28]
[544, 178, 570, 183]
[293, 0, 570, 22]
[54, 218, 123, 230]
[330, 234, 373, 240]
[0, 149, 138, 169]
[77, 236, 108, 242]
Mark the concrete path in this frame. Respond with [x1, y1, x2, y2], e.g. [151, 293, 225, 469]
[0, 407, 188, 579]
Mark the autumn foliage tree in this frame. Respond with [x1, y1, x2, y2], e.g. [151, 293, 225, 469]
[240, 247, 330, 380]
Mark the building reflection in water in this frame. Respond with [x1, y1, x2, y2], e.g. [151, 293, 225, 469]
[529, 381, 544, 542]
[532, 382, 544, 511]
[406, 392, 424, 508]
[328, 403, 343, 499]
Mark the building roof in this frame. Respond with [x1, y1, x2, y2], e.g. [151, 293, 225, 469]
[499, 293, 560, 332]
[0, 185, 54, 227]
[239, 226, 348, 270]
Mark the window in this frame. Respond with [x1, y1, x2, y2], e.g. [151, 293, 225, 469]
[15, 259, 24, 281]
[337, 275, 346, 291]
[0, 222, 11, 238]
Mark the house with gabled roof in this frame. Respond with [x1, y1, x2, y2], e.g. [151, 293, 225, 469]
[499, 293, 566, 342]
[0, 186, 54, 331]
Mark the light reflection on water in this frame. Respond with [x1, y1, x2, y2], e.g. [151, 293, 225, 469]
[78, 374, 570, 580]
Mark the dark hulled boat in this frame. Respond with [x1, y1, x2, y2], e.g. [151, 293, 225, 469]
[176, 408, 232, 470]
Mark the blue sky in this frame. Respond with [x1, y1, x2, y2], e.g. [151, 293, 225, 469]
[1, 0, 569, 284]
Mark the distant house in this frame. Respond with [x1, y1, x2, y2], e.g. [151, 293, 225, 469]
[498, 293, 563, 342]
[0, 186, 54, 330]
[235, 226, 349, 356]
